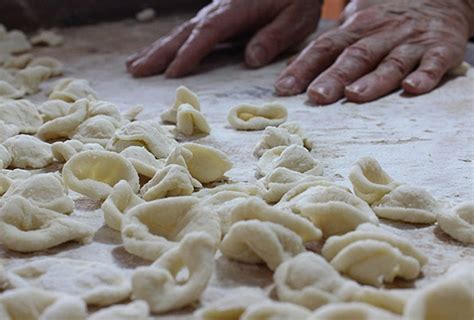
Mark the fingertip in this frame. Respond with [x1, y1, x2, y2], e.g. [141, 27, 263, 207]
[307, 84, 336, 105]
[402, 74, 434, 95]
[245, 44, 269, 68]
[274, 75, 302, 96]
[345, 84, 369, 103]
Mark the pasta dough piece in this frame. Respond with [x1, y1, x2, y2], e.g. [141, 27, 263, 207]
[0, 288, 87, 320]
[0, 196, 94, 252]
[227, 102, 287, 130]
[102, 180, 144, 231]
[63, 150, 139, 200]
[87, 100, 122, 121]
[161, 86, 200, 123]
[69, 115, 120, 146]
[165, 144, 193, 169]
[182, 143, 233, 183]
[257, 145, 323, 177]
[49, 78, 98, 102]
[38, 99, 71, 122]
[0, 30, 32, 54]
[437, 201, 474, 244]
[0, 80, 25, 99]
[2, 53, 33, 69]
[120, 146, 164, 178]
[194, 182, 265, 198]
[51, 139, 103, 163]
[1, 173, 74, 214]
[351, 287, 415, 315]
[308, 302, 402, 320]
[176, 103, 211, 136]
[349, 157, 399, 204]
[0, 99, 42, 134]
[30, 30, 64, 46]
[132, 232, 216, 313]
[136, 8, 156, 22]
[107, 120, 177, 159]
[372, 185, 442, 224]
[8, 258, 131, 307]
[89, 301, 149, 320]
[0, 264, 8, 291]
[122, 196, 220, 260]
[122, 105, 144, 122]
[28, 56, 63, 76]
[140, 164, 202, 201]
[274, 252, 360, 310]
[2, 135, 53, 169]
[240, 301, 311, 320]
[0, 120, 19, 144]
[0, 144, 11, 169]
[16, 66, 52, 94]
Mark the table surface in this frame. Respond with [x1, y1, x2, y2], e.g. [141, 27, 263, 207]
[1, 15, 473, 319]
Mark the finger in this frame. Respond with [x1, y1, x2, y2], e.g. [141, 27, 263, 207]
[345, 44, 424, 102]
[402, 45, 463, 95]
[244, 2, 320, 68]
[126, 46, 151, 69]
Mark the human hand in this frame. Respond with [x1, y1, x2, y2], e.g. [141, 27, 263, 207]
[275, 0, 474, 104]
[127, 0, 322, 78]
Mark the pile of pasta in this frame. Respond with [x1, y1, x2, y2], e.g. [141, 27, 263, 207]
[1, 24, 473, 320]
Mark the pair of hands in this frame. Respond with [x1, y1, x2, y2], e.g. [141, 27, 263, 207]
[127, 0, 474, 105]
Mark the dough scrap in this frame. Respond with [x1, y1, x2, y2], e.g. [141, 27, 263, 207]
[182, 143, 233, 183]
[0, 196, 94, 252]
[253, 122, 312, 157]
[351, 287, 415, 315]
[38, 99, 71, 122]
[102, 180, 144, 231]
[0, 99, 42, 134]
[349, 157, 399, 204]
[122, 104, 144, 122]
[0, 144, 11, 169]
[136, 8, 156, 22]
[30, 30, 64, 47]
[0, 80, 25, 99]
[122, 196, 220, 260]
[0, 120, 19, 144]
[372, 185, 442, 224]
[49, 78, 98, 102]
[2, 53, 33, 69]
[69, 115, 120, 146]
[52, 139, 103, 163]
[274, 252, 360, 310]
[3, 135, 53, 169]
[161, 86, 200, 124]
[16, 65, 52, 94]
[8, 257, 131, 306]
[28, 56, 63, 76]
[62, 150, 139, 200]
[89, 301, 150, 320]
[176, 103, 211, 136]
[120, 146, 164, 178]
[132, 232, 216, 313]
[87, 99, 122, 121]
[140, 164, 202, 201]
[194, 182, 265, 198]
[240, 301, 311, 320]
[165, 144, 193, 169]
[0, 29, 32, 54]
[227, 102, 287, 130]
[437, 201, 474, 244]
[0, 288, 87, 320]
[308, 302, 402, 320]
[257, 145, 323, 177]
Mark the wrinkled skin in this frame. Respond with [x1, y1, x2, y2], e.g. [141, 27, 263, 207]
[127, 0, 474, 105]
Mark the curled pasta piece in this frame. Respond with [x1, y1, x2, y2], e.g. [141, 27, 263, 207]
[49, 78, 98, 102]
[0, 99, 42, 134]
[2, 53, 33, 69]
[0, 120, 19, 144]
[0, 80, 25, 99]
[253, 122, 312, 157]
[257, 145, 323, 177]
[2, 135, 53, 169]
[0, 288, 87, 320]
[122, 196, 220, 260]
[52, 139, 103, 163]
[132, 232, 216, 313]
[227, 102, 287, 130]
[87, 100, 122, 121]
[0, 263, 8, 291]
[241, 301, 311, 320]
[62, 150, 139, 200]
[351, 287, 415, 315]
[349, 157, 399, 204]
[38, 99, 71, 122]
[182, 143, 233, 183]
[176, 103, 211, 136]
[120, 146, 164, 178]
[160, 85, 200, 124]
[274, 252, 360, 310]
[89, 301, 149, 320]
[101, 180, 144, 231]
[0, 145, 11, 169]
[15, 65, 52, 94]
[0, 29, 32, 54]
[27, 56, 63, 76]
[69, 115, 121, 146]
[30, 30, 64, 46]
[194, 182, 265, 198]
[0, 196, 94, 252]
[8, 258, 131, 307]
[122, 104, 144, 122]
[308, 302, 401, 320]
[372, 185, 443, 224]
[437, 201, 474, 244]
[165, 144, 193, 168]
[0, 169, 32, 196]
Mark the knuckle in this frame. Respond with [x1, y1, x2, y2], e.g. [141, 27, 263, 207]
[343, 44, 373, 65]
[383, 56, 410, 75]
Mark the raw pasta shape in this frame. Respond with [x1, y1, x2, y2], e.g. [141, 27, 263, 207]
[227, 102, 287, 130]
[30, 30, 64, 46]
[15, 65, 52, 94]
[349, 157, 399, 204]
[0, 264, 8, 291]
[2, 135, 53, 169]
[0, 120, 19, 144]
[308, 302, 402, 320]
[257, 145, 323, 177]
[120, 146, 164, 178]
[274, 252, 360, 310]
[132, 232, 216, 313]
[8, 258, 131, 307]
[27, 56, 63, 76]
[165, 145, 193, 169]
[253, 122, 312, 157]
[437, 201, 474, 244]
[136, 8, 156, 22]
[0, 29, 32, 54]
[182, 143, 233, 183]
[49, 78, 98, 102]
[0, 145, 11, 169]
[161, 86, 200, 123]
[69, 114, 120, 146]
[52, 139, 103, 163]
[0, 288, 87, 320]
[140, 164, 202, 201]
[2, 53, 33, 69]
[89, 301, 149, 320]
[372, 185, 443, 224]
[87, 100, 122, 121]
[194, 182, 265, 198]
[38, 99, 71, 122]
[351, 287, 415, 315]
[102, 180, 144, 231]
[62, 150, 139, 200]
[176, 103, 211, 136]
[122, 196, 220, 260]
[0, 99, 42, 134]
[240, 301, 311, 320]
[0, 80, 24, 99]
[0, 196, 94, 252]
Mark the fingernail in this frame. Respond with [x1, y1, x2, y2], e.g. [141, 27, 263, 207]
[404, 78, 420, 88]
[247, 44, 267, 67]
[276, 76, 296, 90]
[314, 85, 332, 99]
[309, 83, 336, 105]
[346, 83, 367, 94]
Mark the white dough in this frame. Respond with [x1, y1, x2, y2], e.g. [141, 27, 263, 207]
[52, 139, 104, 163]
[120, 146, 164, 178]
[0, 144, 11, 169]
[160, 85, 200, 123]
[308, 302, 402, 320]
[253, 122, 312, 157]
[227, 102, 287, 130]
[136, 8, 156, 22]
[0, 80, 25, 99]
[38, 99, 71, 122]
[28, 56, 63, 76]
[0, 99, 42, 134]
[2, 135, 53, 169]
[182, 143, 233, 183]
[30, 30, 64, 47]
[0, 29, 32, 54]
[69, 115, 120, 146]
[89, 301, 150, 320]
[16, 66, 52, 94]
[176, 103, 211, 136]
[0, 120, 19, 144]
[49, 78, 98, 102]
[240, 301, 311, 320]
[437, 201, 474, 244]
[2, 53, 33, 69]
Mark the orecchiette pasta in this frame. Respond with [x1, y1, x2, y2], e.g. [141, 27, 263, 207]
[240, 301, 311, 320]
[38, 99, 71, 122]
[69, 115, 120, 146]
[227, 102, 287, 130]
[0, 264, 8, 291]
[120, 146, 164, 178]
[51, 139, 103, 163]
[0, 29, 32, 54]
[88, 301, 150, 320]
[182, 143, 233, 183]
[62, 150, 140, 200]
[27, 56, 64, 76]
[15, 65, 52, 94]
[0, 120, 19, 144]
[0, 99, 42, 134]
[372, 185, 442, 224]
[49, 78, 98, 102]
[122, 196, 220, 260]
[132, 232, 216, 313]
[2, 53, 33, 69]
[308, 302, 402, 320]
[87, 100, 122, 121]
[352, 287, 415, 315]
[2, 135, 53, 169]
[0, 196, 94, 252]
[101, 180, 144, 231]
[176, 103, 211, 136]
[161, 85, 200, 124]
[165, 145, 193, 169]
[349, 157, 400, 204]
[194, 182, 265, 198]
[437, 201, 474, 244]
[257, 145, 323, 177]
[0, 80, 24, 99]
[0, 144, 11, 169]
[30, 30, 64, 46]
